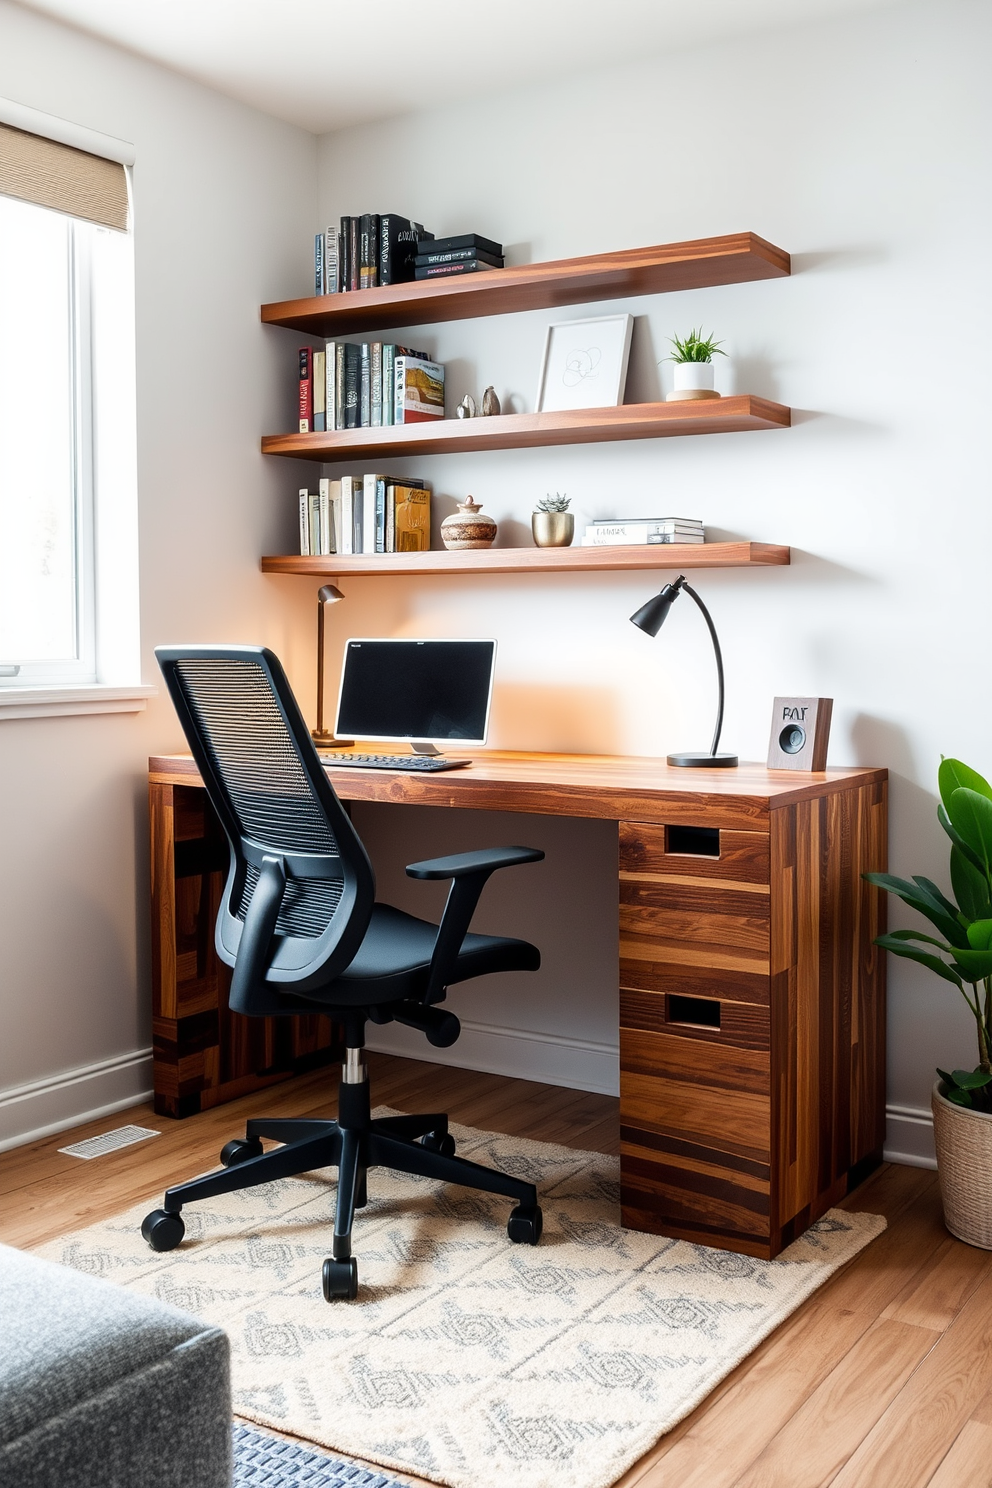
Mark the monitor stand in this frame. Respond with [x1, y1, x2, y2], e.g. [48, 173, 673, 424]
[411, 742, 442, 756]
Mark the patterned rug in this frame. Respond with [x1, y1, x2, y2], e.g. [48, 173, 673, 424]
[37, 1116, 885, 1488]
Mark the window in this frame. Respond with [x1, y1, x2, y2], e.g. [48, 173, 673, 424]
[0, 118, 141, 702]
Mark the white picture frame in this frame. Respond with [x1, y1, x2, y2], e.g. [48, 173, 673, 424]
[535, 313, 634, 413]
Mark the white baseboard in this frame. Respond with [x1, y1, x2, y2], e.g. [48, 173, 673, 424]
[884, 1102, 936, 1169]
[0, 1032, 938, 1176]
[365, 1018, 620, 1097]
[0, 1047, 153, 1152]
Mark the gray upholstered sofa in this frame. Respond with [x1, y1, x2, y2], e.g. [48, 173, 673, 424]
[0, 1242, 231, 1488]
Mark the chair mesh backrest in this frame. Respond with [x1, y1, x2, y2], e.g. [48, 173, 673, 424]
[173, 656, 344, 940]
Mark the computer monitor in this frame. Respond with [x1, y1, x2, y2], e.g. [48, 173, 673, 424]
[334, 638, 496, 751]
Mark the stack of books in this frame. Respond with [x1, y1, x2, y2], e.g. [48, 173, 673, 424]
[299, 475, 431, 556]
[315, 214, 435, 293]
[581, 517, 705, 547]
[298, 344, 444, 432]
[413, 234, 504, 280]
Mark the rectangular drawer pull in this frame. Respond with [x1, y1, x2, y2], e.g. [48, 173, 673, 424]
[666, 825, 720, 857]
[668, 993, 721, 1029]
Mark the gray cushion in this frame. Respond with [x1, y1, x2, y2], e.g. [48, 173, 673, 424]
[0, 1242, 231, 1488]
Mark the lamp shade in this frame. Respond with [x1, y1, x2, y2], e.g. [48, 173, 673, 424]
[629, 583, 679, 637]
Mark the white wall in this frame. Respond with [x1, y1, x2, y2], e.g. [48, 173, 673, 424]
[1, 0, 985, 1163]
[315, 0, 992, 1162]
[0, 1, 317, 1146]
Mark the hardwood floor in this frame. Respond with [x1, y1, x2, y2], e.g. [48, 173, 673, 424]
[2, 1055, 987, 1488]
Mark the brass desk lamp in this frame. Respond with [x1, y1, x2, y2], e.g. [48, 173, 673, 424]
[311, 584, 352, 749]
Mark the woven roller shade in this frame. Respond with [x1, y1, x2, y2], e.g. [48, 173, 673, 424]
[0, 123, 128, 230]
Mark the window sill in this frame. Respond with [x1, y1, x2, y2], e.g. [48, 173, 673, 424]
[0, 684, 156, 720]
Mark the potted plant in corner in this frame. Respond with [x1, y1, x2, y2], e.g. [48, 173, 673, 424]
[665, 328, 726, 402]
[867, 757, 992, 1248]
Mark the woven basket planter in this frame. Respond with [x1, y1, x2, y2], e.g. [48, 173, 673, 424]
[932, 1080, 992, 1249]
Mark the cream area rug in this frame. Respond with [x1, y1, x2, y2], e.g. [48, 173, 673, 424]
[37, 1115, 885, 1488]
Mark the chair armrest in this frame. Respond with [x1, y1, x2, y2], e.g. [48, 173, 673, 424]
[407, 846, 544, 1004]
[406, 846, 544, 880]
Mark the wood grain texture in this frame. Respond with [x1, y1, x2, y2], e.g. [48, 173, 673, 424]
[261, 398, 791, 463]
[149, 781, 337, 1118]
[149, 753, 886, 826]
[620, 821, 770, 883]
[261, 539, 790, 578]
[770, 778, 888, 1240]
[260, 232, 791, 336]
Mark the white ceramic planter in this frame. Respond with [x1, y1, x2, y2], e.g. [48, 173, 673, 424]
[667, 361, 720, 402]
[932, 1079, 992, 1249]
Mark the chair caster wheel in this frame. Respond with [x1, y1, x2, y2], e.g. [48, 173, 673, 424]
[141, 1209, 186, 1252]
[322, 1257, 358, 1302]
[422, 1130, 456, 1157]
[507, 1204, 543, 1245]
[220, 1137, 263, 1167]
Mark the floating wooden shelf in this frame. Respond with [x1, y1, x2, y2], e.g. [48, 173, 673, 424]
[261, 542, 790, 578]
[261, 232, 790, 336]
[261, 396, 790, 463]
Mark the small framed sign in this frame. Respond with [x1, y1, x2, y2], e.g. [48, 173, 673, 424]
[767, 697, 833, 771]
[536, 313, 633, 413]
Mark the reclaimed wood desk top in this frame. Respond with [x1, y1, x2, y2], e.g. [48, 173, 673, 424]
[149, 751, 886, 832]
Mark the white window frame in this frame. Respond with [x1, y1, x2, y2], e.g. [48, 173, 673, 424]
[0, 98, 153, 718]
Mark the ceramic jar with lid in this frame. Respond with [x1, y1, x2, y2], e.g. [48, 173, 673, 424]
[440, 496, 497, 550]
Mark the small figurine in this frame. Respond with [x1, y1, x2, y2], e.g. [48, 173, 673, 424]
[457, 394, 477, 419]
[481, 385, 501, 417]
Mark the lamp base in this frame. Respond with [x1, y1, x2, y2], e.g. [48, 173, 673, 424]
[667, 751, 739, 768]
[312, 730, 354, 750]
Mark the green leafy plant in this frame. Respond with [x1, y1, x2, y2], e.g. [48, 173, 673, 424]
[535, 493, 570, 513]
[866, 757, 992, 1110]
[666, 328, 727, 364]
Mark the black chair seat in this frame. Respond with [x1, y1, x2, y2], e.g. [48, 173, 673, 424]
[301, 903, 539, 1007]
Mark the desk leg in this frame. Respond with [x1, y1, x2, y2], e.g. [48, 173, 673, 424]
[149, 780, 339, 1117]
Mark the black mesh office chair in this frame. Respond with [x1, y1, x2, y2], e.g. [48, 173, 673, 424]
[140, 645, 545, 1300]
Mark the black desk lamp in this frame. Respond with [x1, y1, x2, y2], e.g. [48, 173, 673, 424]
[312, 583, 352, 749]
[630, 574, 738, 768]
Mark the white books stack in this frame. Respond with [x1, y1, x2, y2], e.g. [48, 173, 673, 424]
[581, 517, 705, 547]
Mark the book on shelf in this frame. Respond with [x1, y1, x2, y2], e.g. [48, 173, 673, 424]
[394, 355, 444, 422]
[414, 245, 504, 268]
[299, 475, 430, 555]
[343, 343, 361, 429]
[414, 258, 504, 279]
[429, 232, 503, 258]
[295, 342, 435, 434]
[313, 349, 326, 432]
[582, 526, 706, 547]
[298, 347, 313, 432]
[314, 232, 324, 296]
[359, 213, 379, 289]
[393, 485, 430, 552]
[379, 214, 433, 285]
[589, 516, 703, 528]
[360, 343, 371, 426]
[319, 214, 435, 292]
[323, 226, 340, 294]
[347, 217, 359, 291]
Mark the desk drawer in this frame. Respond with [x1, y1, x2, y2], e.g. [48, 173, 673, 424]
[620, 1027, 772, 1249]
[620, 820, 769, 885]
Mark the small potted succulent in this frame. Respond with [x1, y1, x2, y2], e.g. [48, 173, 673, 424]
[867, 757, 992, 1248]
[532, 493, 573, 548]
[665, 328, 726, 402]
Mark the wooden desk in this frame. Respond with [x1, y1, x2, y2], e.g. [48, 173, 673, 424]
[148, 750, 887, 1259]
